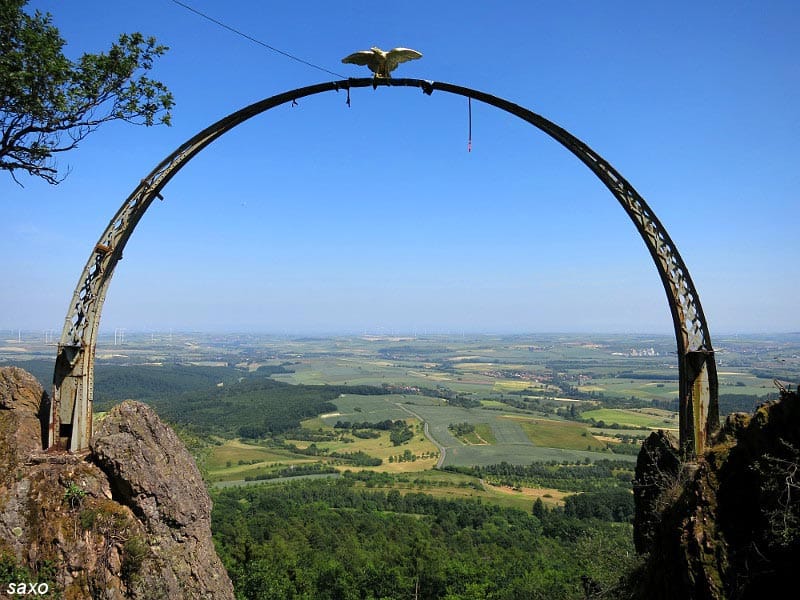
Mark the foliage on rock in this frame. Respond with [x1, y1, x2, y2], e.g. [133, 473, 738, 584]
[632, 389, 800, 599]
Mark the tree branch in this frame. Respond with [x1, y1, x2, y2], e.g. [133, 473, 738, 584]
[1, 4, 173, 184]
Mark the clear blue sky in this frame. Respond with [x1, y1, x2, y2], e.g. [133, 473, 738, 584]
[2, 0, 798, 335]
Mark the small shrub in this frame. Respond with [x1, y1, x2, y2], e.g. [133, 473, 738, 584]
[63, 482, 87, 509]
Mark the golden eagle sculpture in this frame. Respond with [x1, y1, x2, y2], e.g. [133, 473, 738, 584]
[341, 47, 422, 78]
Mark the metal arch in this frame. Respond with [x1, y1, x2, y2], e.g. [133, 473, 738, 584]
[49, 77, 718, 456]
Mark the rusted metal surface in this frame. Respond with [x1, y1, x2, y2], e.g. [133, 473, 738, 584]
[50, 77, 718, 456]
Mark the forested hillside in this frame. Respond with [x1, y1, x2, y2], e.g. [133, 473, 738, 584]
[212, 476, 638, 599]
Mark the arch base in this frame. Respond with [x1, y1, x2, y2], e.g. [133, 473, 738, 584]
[681, 349, 719, 458]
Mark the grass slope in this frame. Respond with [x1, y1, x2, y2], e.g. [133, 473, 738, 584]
[505, 417, 607, 452]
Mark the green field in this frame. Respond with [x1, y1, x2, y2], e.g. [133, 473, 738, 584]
[204, 390, 639, 480]
[213, 473, 340, 488]
[474, 423, 497, 444]
[451, 422, 498, 445]
[457, 430, 483, 445]
[580, 377, 679, 401]
[207, 439, 300, 469]
[206, 440, 319, 482]
[581, 407, 678, 429]
[351, 469, 568, 511]
[271, 356, 489, 392]
[320, 393, 415, 424]
[313, 392, 638, 467]
[578, 371, 775, 404]
[590, 427, 650, 439]
[445, 444, 630, 466]
[288, 420, 440, 473]
[492, 380, 537, 392]
[715, 371, 778, 397]
[506, 417, 607, 451]
[480, 400, 508, 408]
[208, 446, 572, 509]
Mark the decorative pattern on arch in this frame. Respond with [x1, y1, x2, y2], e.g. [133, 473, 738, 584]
[49, 77, 719, 456]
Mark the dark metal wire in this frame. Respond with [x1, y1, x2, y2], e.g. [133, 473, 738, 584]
[168, 0, 347, 79]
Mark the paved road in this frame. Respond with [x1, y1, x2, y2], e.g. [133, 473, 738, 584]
[394, 403, 447, 468]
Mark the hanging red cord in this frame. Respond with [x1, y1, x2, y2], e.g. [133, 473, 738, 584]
[468, 97, 472, 152]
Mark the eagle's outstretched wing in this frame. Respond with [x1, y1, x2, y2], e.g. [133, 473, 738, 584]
[384, 48, 422, 73]
[341, 50, 381, 72]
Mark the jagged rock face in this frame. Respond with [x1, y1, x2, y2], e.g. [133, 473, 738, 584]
[0, 367, 48, 482]
[92, 401, 233, 599]
[632, 391, 800, 600]
[633, 430, 681, 555]
[0, 367, 234, 600]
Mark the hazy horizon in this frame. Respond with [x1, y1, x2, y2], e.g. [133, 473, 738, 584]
[3, 327, 798, 339]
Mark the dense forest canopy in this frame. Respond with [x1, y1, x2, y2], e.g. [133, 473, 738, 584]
[212, 476, 638, 599]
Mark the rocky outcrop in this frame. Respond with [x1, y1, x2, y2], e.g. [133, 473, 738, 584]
[633, 390, 800, 599]
[91, 402, 232, 598]
[0, 367, 234, 599]
[0, 367, 48, 482]
[632, 429, 682, 555]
